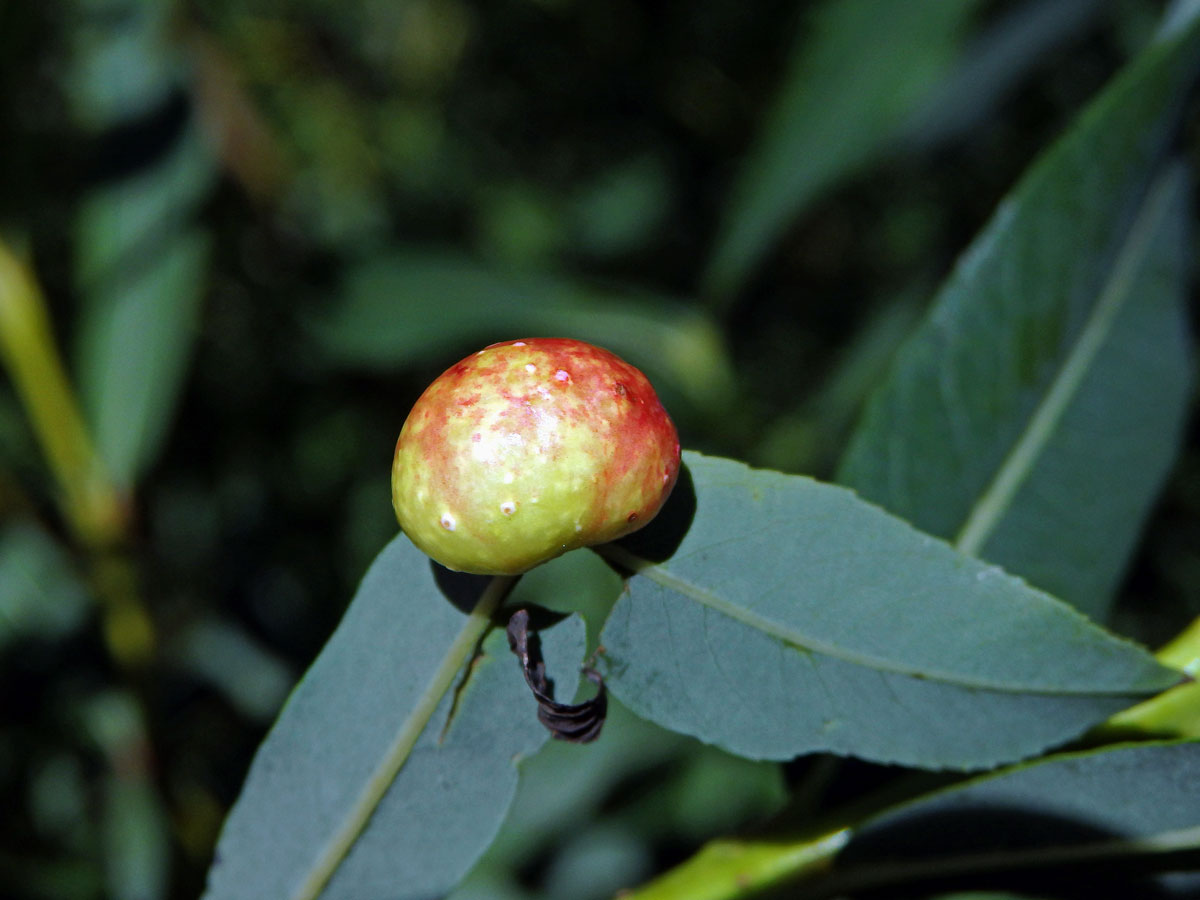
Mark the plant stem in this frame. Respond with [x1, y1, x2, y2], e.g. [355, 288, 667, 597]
[0, 238, 126, 546]
[0, 237, 155, 668]
[291, 573, 518, 900]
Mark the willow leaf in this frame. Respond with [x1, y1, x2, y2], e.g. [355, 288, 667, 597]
[598, 453, 1177, 769]
[203, 535, 584, 900]
[838, 15, 1200, 621]
[703, 0, 980, 301]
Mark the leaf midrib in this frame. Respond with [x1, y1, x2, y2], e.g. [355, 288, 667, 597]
[952, 167, 1181, 557]
[598, 543, 1156, 697]
[288, 574, 517, 900]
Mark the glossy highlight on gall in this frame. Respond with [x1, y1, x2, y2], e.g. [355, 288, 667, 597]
[391, 338, 681, 574]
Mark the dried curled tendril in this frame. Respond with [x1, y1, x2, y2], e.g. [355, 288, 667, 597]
[506, 609, 607, 743]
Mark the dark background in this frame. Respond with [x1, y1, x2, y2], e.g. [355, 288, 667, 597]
[1, 1, 1195, 897]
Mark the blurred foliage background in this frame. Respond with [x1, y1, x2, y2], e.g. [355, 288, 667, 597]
[1, 0, 1197, 898]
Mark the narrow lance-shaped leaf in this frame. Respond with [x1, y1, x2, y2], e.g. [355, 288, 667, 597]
[68, 1, 218, 488]
[838, 13, 1200, 622]
[598, 453, 1178, 770]
[311, 251, 736, 417]
[702, 0, 981, 302]
[73, 109, 217, 489]
[203, 535, 585, 900]
[76, 228, 210, 489]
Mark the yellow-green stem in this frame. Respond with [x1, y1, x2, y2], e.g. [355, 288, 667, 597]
[0, 238, 125, 546]
[0, 237, 153, 667]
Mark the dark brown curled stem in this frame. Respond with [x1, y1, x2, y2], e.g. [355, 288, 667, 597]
[506, 608, 607, 743]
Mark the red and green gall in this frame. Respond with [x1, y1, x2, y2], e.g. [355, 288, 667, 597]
[392, 338, 681, 574]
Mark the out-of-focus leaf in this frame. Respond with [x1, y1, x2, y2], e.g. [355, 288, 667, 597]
[74, 121, 216, 288]
[203, 535, 586, 900]
[838, 14, 1200, 622]
[76, 230, 210, 488]
[703, 0, 981, 301]
[102, 775, 171, 900]
[84, 691, 171, 900]
[69, 0, 217, 488]
[456, 699, 784, 899]
[171, 616, 295, 722]
[65, 0, 177, 129]
[476, 184, 566, 265]
[0, 857, 103, 900]
[599, 453, 1178, 770]
[467, 698, 689, 872]
[29, 753, 89, 845]
[312, 251, 736, 415]
[542, 822, 655, 900]
[0, 521, 91, 646]
[569, 155, 672, 258]
[903, 0, 1104, 151]
[659, 745, 786, 842]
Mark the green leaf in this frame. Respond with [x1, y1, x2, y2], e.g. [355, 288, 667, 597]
[837, 18, 1200, 622]
[597, 453, 1177, 770]
[703, 0, 981, 301]
[0, 521, 91, 647]
[310, 250, 736, 416]
[169, 616, 294, 722]
[822, 741, 1200, 897]
[76, 230, 209, 488]
[902, 0, 1105, 152]
[84, 691, 171, 900]
[203, 535, 585, 900]
[73, 120, 216, 288]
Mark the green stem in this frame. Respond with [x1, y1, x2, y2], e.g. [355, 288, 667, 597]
[291, 574, 518, 900]
[0, 238, 126, 546]
[0, 237, 154, 668]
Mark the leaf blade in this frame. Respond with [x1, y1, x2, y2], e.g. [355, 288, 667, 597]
[311, 251, 736, 416]
[837, 17, 1200, 621]
[203, 536, 584, 900]
[598, 453, 1176, 768]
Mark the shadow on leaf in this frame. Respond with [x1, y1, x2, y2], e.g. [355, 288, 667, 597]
[430, 565, 496, 615]
[783, 804, 1200, 900]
